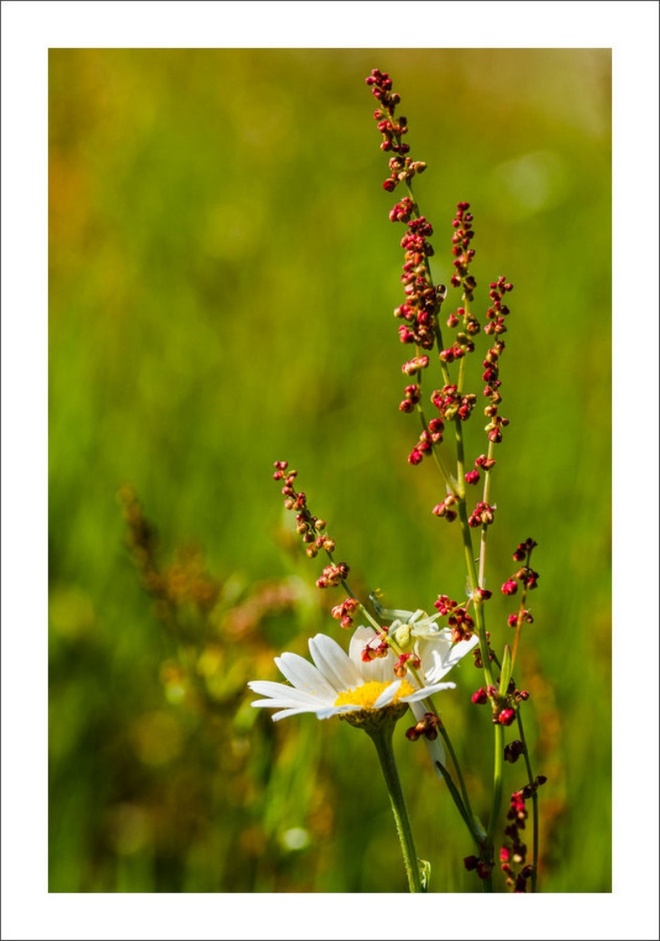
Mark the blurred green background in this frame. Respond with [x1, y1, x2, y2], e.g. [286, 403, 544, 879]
[49, 48, 611, 893]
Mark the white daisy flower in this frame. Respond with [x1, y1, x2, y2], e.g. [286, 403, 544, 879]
[248, 624, 477, 723]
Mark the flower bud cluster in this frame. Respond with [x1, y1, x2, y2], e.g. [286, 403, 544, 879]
[500, 775, 547, 892]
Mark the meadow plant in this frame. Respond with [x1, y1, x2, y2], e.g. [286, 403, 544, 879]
[249, 69, 546, 893]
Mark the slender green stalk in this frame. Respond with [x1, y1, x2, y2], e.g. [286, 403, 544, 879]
[486, 721, 504, 843]
[437, 723, 486, 845]
[516, 709, 540, 891]
[365, 722, 425, 892]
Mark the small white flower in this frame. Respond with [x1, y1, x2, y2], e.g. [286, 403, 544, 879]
[248, 624, 477, 722]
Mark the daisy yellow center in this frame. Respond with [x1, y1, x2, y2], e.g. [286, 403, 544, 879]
[334, 679, 415, 709]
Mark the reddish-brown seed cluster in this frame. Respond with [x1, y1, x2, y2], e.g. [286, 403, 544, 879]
[431, 595, 475, 642]
[431, 385, 476, 422]
[463, 854, 493, 881]
[408, 417, 445, 466]
[360, 630, 390, 662]
[405, 711, 441, 742]
[366, 69, 427, 192]
[501, 577, 518, 596]
[450, 202, 477, 301]
[395, 218, 445, 352]
[398, 383, 421, 414]
[501, 539, 540, 612]
[480, 279, 513, 444]
[472, 642, 494, 669]
[500, 776, 547, 892]
[394, 651, 421, 678]
[476, 453, 496, 472]
[316, 562, 350, 590]
[507, 609, 534, 628]
[389, 195, 415, 223]
[485, 276, 514, 336]
[472, 586, 493, 602]
[401, 354, 430, 377]
[431, 493, 457, 521]
[513, 537, 538, 562]
[504, 739, 526, 763]
[497, 707, 517, 726]
[474, 678, 532, 726]
[471, 683, 514, 724]
[331, 597, 360, 629]
[273, 462, 350, 585]
[468, 501, 496, 528]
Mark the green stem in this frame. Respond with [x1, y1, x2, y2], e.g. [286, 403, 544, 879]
[486, 721, 504, 845]
[366, 722, 424, 893]
[437, 720, 485, 844]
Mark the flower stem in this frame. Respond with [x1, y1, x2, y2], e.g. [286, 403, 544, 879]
[366, 722, 425, 892]
[516, 708, 540, 891]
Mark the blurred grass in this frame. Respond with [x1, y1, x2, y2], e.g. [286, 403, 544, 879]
[49, 48, 611, 892]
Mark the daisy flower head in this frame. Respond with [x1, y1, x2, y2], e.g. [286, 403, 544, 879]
[248, 624, 477, 733]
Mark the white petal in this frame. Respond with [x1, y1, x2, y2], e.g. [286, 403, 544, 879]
[250, 691, 324, 710]
[274, 651, 337, 700]
[315, 703, 356, 719]
[421, 633, 479, 683]
[309, 633, 362, 691]
[269, 706, 329, 721]
[248, 679, 322, 702]
[401, 681, 455, 702]
[372, 679, 403, 708]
